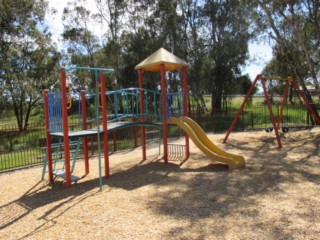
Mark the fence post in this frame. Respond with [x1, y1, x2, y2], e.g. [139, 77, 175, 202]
[251, 112, 254, 129]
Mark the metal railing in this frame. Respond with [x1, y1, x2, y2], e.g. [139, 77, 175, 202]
[0, 101, 318, 173]
[0, 121, 142, 173]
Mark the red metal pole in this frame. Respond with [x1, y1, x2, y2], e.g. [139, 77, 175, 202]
[277, 80, 290, 129]
[223, 74, 261, 143]
[81, 90, 89, 175]
[100, 71, 110, 178]
[182, 67, 190, 158]
[43, 89, 54, 182]
[261, 79, 282, 148]
[138, 69, 146, 160]
[160, 64, 168, 163]
[60, 67, 71, 187]
[291, 79, 320, 125]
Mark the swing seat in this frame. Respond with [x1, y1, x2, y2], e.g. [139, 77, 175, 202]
[264, 127, 273, 133]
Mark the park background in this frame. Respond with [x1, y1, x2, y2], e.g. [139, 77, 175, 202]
[1, 0, 320, 172]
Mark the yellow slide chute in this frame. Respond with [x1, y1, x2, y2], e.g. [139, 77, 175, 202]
[168, 117, 245, 170]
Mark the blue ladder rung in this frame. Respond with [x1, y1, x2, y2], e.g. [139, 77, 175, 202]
[53, 159, 65, 163]
[51, 150, 78, 156]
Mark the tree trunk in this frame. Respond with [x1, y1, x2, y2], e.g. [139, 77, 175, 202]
[291, 67, 320, 124]
[289, 3, 320, 100]
[12, 100, 23, 131]
[23, 100, 34, 131]
[211, 91, 222, 115]
[289, 84, 294, 104]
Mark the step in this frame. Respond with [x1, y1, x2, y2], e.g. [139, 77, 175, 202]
[51, 149, 80, 156]
[53, 170, 80, 183]
[52, 159, 65, 163]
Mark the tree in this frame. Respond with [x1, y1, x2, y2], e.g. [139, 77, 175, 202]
[175, 0, 208, 110]
[250, 0, 320, 100]
[62, 2, 101, 92]
[94, 0, 127, 88]
[120, 1, 184, 89]
[0, 0, 45, 70]
[0, 0, 59, 130]
[202, 0, 252, 114]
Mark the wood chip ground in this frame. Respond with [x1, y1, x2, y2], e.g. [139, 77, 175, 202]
[1, 128, 320, 239]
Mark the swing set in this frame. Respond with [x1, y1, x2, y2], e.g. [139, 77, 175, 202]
[223, 74, 320, 148]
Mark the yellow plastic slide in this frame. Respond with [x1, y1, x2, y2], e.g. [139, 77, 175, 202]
[168, 117, 245, 170]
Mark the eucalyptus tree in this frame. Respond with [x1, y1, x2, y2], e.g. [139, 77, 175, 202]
[202, 0, 252, 113]
[150, 1, 187, 92]
[118, 0, 158, 88]
[3, 35, 59, 130]
[62, 1, 101, 92]
[94, 0, 127, 88]
[249, 0, 320, 100]
[0, 0, 59, 130]
[262, 48, 310, 103]
[120, 0, 183, 90]
[177, 0, 207, 110]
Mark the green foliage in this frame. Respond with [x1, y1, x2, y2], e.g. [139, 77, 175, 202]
[234, 74, 257, 95]
[201, 0, 252, 111]
[0, 0, 60, 130]
[3, 0, 320, 132]
[61, 2, 102, 92]
[249, 0, 320, 99]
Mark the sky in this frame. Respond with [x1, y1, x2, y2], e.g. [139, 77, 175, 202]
[46, 0, 273, 81]
[244, 43, 273, 80]
[46, 0, 102, 45]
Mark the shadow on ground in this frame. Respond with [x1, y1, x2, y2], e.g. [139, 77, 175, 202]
[1, 130, 319, 239]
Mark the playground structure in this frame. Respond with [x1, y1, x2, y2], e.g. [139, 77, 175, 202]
[223, 74, 320, 147]
[42, 48, 245, 189]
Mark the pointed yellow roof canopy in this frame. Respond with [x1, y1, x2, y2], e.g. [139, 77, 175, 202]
[135, 48, 189, 72]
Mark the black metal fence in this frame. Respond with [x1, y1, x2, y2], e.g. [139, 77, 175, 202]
[0, 101, 318, 173]
[0, 121, 145, 173]
[0, 123, 45, 171]
[193, 102, 319, 132]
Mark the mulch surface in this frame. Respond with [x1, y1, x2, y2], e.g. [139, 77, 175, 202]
[1, 128, 320, 239]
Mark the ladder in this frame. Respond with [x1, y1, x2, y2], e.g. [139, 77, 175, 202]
[41, 137, 82, 182]
[145, 126, 161, 159]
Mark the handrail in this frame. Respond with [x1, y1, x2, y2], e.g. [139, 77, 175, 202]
[66, 84, 72, 109]
[64, 66, 115, 75]
[67, 88, 184, 124]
